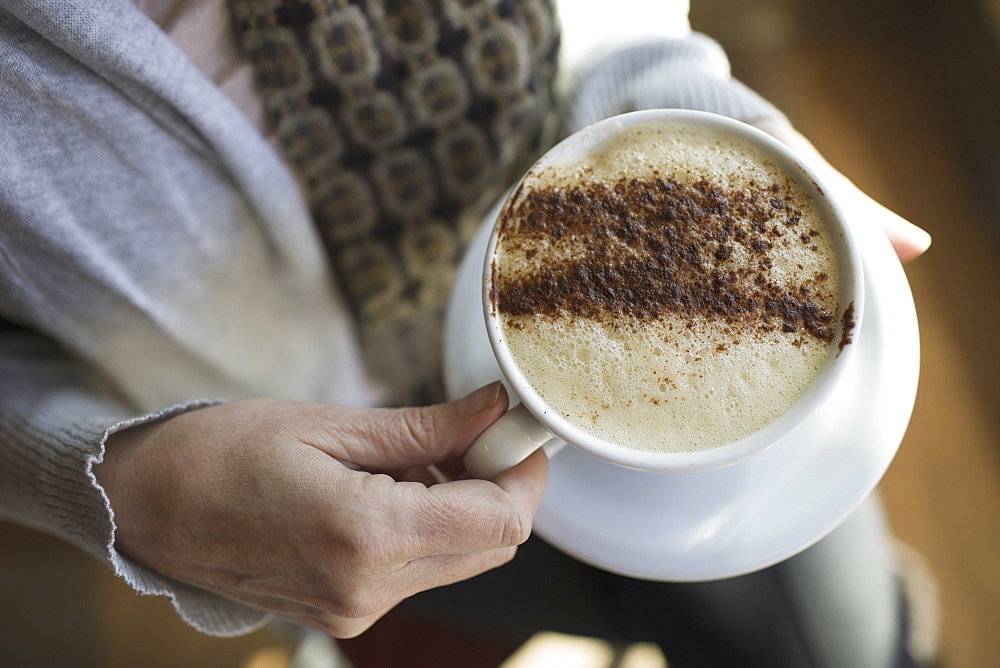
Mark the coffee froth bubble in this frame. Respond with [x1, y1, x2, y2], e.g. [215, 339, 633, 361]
[491, 120, 850, 453]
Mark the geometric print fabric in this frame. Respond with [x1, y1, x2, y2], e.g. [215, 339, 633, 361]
[232, 0, 561, 404]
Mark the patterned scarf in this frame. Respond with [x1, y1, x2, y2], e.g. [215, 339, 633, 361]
[230, 0, 560, 405]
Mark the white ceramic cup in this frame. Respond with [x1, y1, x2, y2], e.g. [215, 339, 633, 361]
[463, 109, 865, 480]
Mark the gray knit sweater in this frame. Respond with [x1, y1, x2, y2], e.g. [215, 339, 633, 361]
[0, 0, 781, 636]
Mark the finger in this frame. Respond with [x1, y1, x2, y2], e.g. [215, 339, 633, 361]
[296, 608, 388, 640]
[747, 117, 932, 262]
[832, 174, 931, 262]
[310, 382, 510, 470]
[285, 601, 392, 639]
[327, 546, 518, 616]
[398, 545, 519, 595]
[243, 565, 408, 636]
[206, 586, 391, 639]
[395, 448, 549, 558]
[290, 547, 518, 635]
[877, 207, 932, 262]
[490, 445, 550, 500]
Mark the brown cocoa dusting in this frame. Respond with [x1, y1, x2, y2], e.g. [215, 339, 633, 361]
[494, 177, 837, 344]
[839, 301, 856, 353]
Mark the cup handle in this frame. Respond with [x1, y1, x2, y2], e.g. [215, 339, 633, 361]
[464, 403, 564, 479]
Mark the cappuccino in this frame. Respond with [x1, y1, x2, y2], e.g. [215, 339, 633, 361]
[491, 120, 853, 453]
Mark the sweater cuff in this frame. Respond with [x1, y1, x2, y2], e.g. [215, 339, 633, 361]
[95, 402, 274, 637]
[1, 391, 270, 636]
[564, 33, 787, 133]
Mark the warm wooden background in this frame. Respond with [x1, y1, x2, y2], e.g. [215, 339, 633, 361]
[689, 1, 1000, 666]
[2, 1, 998, 666]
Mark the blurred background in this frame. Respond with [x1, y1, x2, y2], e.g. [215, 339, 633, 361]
[2, 0, 998, 665]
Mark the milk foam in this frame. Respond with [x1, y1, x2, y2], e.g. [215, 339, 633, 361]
[494, 120, 842, 453]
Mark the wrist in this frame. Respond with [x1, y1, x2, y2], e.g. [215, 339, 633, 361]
[94, 419, 170, 562]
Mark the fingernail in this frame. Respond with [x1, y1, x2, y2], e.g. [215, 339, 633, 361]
[913, 226, 932, 253]
[457, 381, 502, 417]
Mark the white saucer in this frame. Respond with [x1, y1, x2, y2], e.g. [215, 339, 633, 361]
[443, 174, 919, 582]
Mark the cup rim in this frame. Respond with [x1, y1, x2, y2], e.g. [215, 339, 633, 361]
[483, 109, 865, 474]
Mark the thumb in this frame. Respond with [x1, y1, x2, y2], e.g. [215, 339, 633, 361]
[334, 382, 510, 470]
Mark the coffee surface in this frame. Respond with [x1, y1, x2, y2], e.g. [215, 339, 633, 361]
[492, 121, 850, 453]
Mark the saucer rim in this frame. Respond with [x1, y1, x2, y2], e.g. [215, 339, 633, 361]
[443, 176, 918, 581]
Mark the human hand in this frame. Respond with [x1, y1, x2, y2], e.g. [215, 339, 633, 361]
[748, 117, 931, 262]
[94, 382, 547, 638]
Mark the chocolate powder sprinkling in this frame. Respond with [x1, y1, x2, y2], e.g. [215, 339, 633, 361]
[493, 177, 839, 343]
[839, 301, 856, 352]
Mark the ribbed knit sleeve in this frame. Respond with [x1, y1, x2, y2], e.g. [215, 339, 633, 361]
[0, 329, 270, 636]
[1, 0, 365, 638]
[565, 34, 786, 133]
